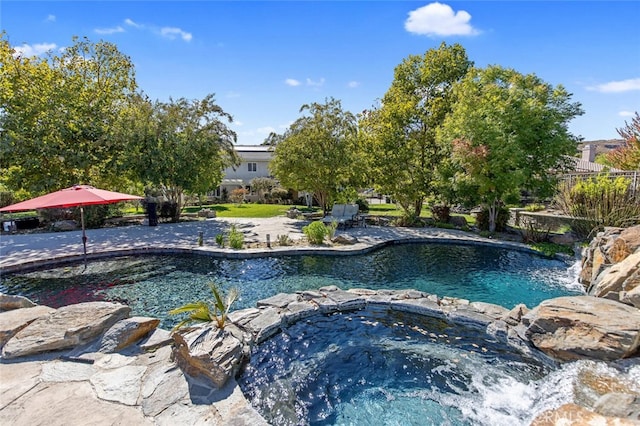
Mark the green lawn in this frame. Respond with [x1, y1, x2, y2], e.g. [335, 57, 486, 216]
[368, 203, 476, 225]
[120, 202, 476, 224]
[182, 203, 313, 218]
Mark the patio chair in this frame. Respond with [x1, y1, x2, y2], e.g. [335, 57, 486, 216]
[322, 203, 359, 228]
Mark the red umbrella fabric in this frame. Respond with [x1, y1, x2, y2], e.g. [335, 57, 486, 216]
[0, 185, 143, 265]
[0, 185, 143, 212]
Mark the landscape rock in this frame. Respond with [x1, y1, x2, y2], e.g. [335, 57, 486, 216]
[0, 293, 36, 311]
[523, 296, 640, 361]
[469, 301, 509, 320]
[90, 365, 147, 405]
[580, 225, 640, 290]
[591, 251, 640, 297]
[331, 234, 358, 245]
[52, 220, 78, 231]
[1, 302, 131, 359]
[593, 393, 640, 420]
[0, 305, 56, 349]
[172, 326, 246, 389]
[530, 403, 637, 426]
[449, 215, 468, 229]
[257, 292, 300, 309]
[501, 303, 529, 326]
[98, 316, 160, 353]
[621, 286, 640, 309]
[139, 328, 173, 351]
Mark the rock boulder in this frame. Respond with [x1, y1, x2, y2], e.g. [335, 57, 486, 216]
[0, 293, 36, 311]
[0, 305, 56, 349]
[2, 302, 131, 359]
[531, 403, 637, 426]
[172, 325, 248, 388]
[522, 296, 640, 361]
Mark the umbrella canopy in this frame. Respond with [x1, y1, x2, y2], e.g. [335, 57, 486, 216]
[0, 185, 143, 212]
[0, 185, 144, 266]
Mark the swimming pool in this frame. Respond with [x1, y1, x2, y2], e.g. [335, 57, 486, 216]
[0, 243, 583, 329]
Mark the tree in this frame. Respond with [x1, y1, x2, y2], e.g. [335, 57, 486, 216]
[359, 43, 472, 219]
[250, 177, 276, 202]
[0, 34, 137, 195]
[269, 98, 362, 214]
[607, 112, 640, 170]
[440, 65, 584, 232]
[123, 94, 240, 222]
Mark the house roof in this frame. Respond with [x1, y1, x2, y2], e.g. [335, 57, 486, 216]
[233, 145, 272, 153]
[570, 157, 625, 173]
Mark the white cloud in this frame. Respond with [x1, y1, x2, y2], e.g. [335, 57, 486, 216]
[588, 78, 640, 93]
[233, 120, 244, 126]
[45, 14, 56, 22]
[306, 77, 325, 87]
[13, 43, 57, 57]
[95, 26, 125, 35]
[347, 81, 361, 88]
[285, 78, 301, 86]
[124, 18, 142, 28]
[160, 27, 192, 42]
[405, 2, 479, 36]
[226, 91, 241, 98]
[619, 111, 636, 117]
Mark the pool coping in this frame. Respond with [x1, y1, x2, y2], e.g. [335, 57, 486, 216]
[0, 233, 570, 274]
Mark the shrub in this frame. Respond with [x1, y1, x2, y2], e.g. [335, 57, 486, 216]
[303, 221, 328, 245]
[524, 203, 546, 212]
[270, 187, 290, 204]
[215, 233, 225, 247]
[168, 283, 239, 330]
[276, 234, 292, 246]
[476, 206, 510, 232]
[520, 218, 551, 243]
[430, 205, 451, 223]
[227, 224, 244, 249]
[555, 174, 640, 239]
[327, 220, 338, 239]
[530, 242, 574, 257]
[0, 191, 15, 208]
[355, 198, 370, 213]
[230, 188, 247, 205]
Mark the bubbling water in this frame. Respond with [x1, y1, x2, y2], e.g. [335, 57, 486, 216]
[238, 306, 638, 426]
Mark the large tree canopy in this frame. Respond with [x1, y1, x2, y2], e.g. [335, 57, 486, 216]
[440, 65, 584, 232]
[0, 34, 137, 194]
[269, 98, 362, 213]
[359, 42, 472, 218]
[122, 94, 239, 221]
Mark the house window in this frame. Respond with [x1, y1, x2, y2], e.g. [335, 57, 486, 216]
[248, 162, 257, 172]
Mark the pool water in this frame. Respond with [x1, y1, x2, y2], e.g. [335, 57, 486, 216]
[0, 243, 583, 329]
[238, 306, 573, 426]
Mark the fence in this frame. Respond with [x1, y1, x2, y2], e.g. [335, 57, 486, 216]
[558, 171, 639, 196]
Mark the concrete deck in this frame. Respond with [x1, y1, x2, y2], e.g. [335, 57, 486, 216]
[0, 217, 532, 273]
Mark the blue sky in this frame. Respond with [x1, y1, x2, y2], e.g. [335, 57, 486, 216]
[2, 1, 639, 145]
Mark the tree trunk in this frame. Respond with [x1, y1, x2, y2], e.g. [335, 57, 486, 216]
[414, 198, 423, 217]
[163, 185, 183, 223]
[488, 200, 497, 233]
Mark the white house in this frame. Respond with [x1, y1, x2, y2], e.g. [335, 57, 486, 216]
[210, 145, 274, 200]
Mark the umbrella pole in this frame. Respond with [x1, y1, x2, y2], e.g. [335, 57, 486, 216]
[81, 206, 87, 268]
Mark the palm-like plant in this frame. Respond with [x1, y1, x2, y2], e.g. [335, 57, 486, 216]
[169, 283, 239, 330]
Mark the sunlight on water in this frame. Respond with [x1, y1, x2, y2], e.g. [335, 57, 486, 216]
[239, 307, 639, 426]
[0, 244, 584, 329]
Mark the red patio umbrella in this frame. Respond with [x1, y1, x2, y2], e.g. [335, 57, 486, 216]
[0, 185, 143, 264]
